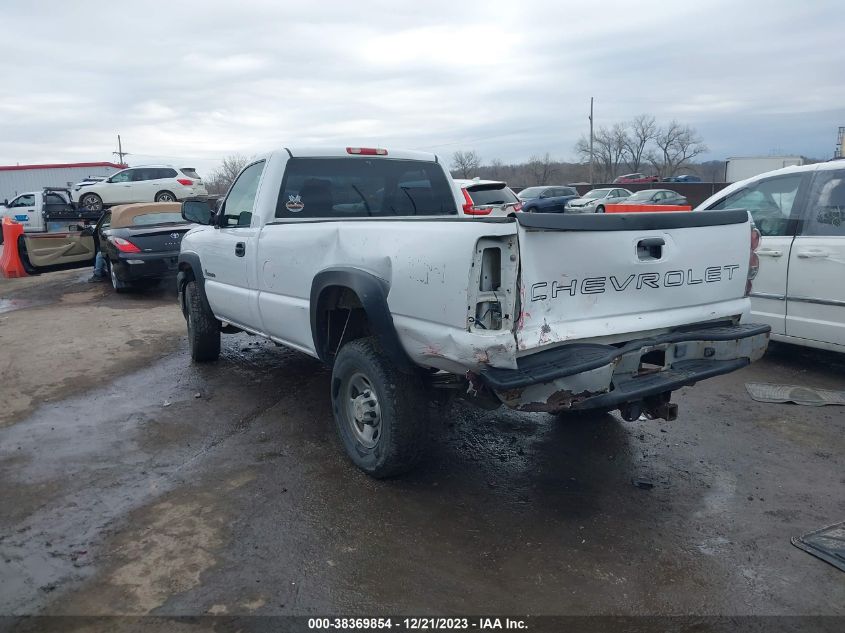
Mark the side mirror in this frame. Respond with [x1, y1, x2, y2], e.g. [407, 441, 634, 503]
[2, 199, 7, 207]
[182, 199, 213, 225]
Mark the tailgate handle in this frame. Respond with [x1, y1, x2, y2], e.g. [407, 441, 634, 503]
[637, 237, 664, 260]
[235, 242, 245, 257]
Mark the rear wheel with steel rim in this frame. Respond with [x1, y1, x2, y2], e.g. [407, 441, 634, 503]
[155, 190, 176, 202]
[331, 336, 429, 478]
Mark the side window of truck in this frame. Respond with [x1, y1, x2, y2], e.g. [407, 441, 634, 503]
[708, 174, 804, 236]
[801, 169, 845, 237]
[274, 158, 457, 219]
[220, 160, 265, 227]
[12, 194, 35, 207]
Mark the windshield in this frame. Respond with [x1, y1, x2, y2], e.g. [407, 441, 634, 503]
[627, 190, 655, 200]
[584, 189, 611, 198]
[132, 212, 186, 225]
[517, 187, 546, 199]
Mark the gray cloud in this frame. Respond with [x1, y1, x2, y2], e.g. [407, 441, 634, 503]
[1, 0, 843, 175]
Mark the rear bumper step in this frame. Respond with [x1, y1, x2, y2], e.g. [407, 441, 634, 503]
[480, 323, 770, 412]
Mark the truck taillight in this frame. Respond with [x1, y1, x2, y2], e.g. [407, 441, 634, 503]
[462, 189, 492, 215]
[746, 226, 762, 296]
[513, 202, 523, 212]
[176, 178, 193, 186]
[110, 237, 141, 253]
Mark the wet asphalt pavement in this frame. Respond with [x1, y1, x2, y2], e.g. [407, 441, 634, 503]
[1, 275, 844, 623]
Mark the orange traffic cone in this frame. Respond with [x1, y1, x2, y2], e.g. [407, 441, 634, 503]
[0, 217, 29, 278]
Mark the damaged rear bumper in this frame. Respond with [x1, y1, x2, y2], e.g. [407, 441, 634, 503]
[479, 323, 771, 413]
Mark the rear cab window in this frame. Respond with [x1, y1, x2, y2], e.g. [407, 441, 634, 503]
[275, 158, 457, 219]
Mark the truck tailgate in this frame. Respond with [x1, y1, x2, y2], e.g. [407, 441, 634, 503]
[515, 210, 752, 352]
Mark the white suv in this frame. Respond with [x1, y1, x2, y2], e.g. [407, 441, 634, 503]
[73, 165, 208, 211]
[696, 160, 845, 353]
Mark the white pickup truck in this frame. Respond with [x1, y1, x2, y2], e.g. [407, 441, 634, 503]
[176, 147, 770, 477]
[0, 188, 100, 240]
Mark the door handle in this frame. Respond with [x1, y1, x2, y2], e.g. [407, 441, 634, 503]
[757, 249, 782, 257]
[235, 242, 245, 257]
[796, 250, 829, 259]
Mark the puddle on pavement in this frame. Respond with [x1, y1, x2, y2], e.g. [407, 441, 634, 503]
[0, 297, 50, 314]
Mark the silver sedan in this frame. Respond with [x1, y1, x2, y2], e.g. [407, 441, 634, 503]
[566, 188, 632, 213]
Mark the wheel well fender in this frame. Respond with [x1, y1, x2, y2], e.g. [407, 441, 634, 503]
[311, 268, 414, 372]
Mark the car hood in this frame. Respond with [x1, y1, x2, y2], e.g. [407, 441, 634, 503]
[568, 197, 597, 205]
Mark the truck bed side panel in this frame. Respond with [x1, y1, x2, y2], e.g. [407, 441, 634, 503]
[254, 219, 518, 370]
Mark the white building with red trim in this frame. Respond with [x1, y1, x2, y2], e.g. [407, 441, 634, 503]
[0, 162, 127, 201]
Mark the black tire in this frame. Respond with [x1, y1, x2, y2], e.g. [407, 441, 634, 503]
[185, 280, 220, 362]
[596, 205, 605, 214]
[155, 190, 176, 203]
[331, 337, 429, 478]
[109, 260, 130, 293]
[80, 193, 103, 212]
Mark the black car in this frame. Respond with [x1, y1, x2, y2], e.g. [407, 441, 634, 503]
[94, 202, 193, 292]
[619, 189, 688, 206]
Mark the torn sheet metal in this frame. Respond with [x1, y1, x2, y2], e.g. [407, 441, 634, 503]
[746, 383, 845, 406]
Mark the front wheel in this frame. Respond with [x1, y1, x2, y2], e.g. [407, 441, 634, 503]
[185, 280, 220, 362]
[331, 337, 429, 478]
[596, 205, 605, 214]
[80, 193, 103, 212]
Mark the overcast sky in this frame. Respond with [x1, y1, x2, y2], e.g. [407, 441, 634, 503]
[2, 0, 843, 175]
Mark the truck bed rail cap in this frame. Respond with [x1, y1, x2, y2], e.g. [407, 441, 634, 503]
[516, 209, 748, 231]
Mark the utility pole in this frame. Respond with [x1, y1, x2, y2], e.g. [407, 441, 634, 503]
[112, 134, 129, 165]
[588, 97, 594, 185]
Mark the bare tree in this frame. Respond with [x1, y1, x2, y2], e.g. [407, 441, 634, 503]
[488, 158, 505, 180]
[651, 122, 708, 178]
[206, 154, 252, 195]
[623, 114, 657, 172]
[527, 153, 559, 185]
[451, 150, 481, 179]
[576, 125, 626, 182]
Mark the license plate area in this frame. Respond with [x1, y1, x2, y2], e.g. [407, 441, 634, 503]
[636, 348, 667, 376]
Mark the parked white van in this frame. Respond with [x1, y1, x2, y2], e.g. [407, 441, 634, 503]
[697, 160, 845, 353]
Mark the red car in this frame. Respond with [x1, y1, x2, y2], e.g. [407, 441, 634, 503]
[613, 173, 659, 184]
